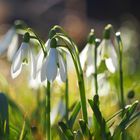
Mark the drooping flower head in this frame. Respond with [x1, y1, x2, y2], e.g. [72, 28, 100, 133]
[11, 32, 35, 79]
[80, 29, 101, 77]
[41, 38, 67, 83]
[98, 24, 118, 73]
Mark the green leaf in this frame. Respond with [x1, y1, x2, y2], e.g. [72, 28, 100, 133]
[113, 101, 139, 140]
[68, 101, 81, 129]
[74, 130, 84, 140]
[58, 121, 74, 140]
[18, 120, 26, 140]
[88, 95, 111, 140]
[79, 119, 92, 139]
[0, 93, 9, 139]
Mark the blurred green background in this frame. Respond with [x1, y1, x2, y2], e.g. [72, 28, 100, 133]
[0, 0, 140, 139]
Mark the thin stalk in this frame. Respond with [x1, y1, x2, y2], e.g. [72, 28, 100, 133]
[116, 32, 125, 140]
[69, 38, 88, 123]
[65, 59, 69, 123]
[116, 33, 125, 113]
[78, 73, 88, 123]
[46, 81, 51, 140]
[55, 34, 88, 123]
[65, 78, 69, 123]
[29, 35, 46, 56]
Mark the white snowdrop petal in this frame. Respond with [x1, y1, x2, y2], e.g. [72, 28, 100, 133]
[86, 65, 94, 77]
[36, 49, 44, 73]
[45, 39, 50, 51]
[7, 34, 18, 61]
[11, 47, 22, 78]
[58, 53, 66, 82]
[0, 28, 16, 55]
[41, 58, 48, 82]
[105, 58, 115, 73]
[30, 49, 36, 79]
[109, 43, 118, 70]
[87, 44, 95, 66]
[46, 48, 58, 82]
[21, 42, 30, 62]
[79, 44, 89, 69]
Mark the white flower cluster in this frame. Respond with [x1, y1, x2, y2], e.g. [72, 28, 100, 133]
[0, 28, 67, 88]
[80, 24, 118, 96]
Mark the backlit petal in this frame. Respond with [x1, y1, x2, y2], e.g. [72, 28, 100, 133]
[30, 49, 36, 79]
[41, 57, 48, 82]
[0, 28, 16, 55]
[46, 48, 58, 82]
[79, 44, 89, 69]
[58, 53, 66, 82]
[105, 58, 115, 73]
[45, 39, 50, 51]
[11, 47, 22, 78]
[7, 34, 18, 61]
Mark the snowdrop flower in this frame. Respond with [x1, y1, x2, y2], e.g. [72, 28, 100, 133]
[41, 38, 67, 83]
[0, 27, 18, 61]
[11, 32, 35, 79]
[98, 24, 118, 73]
[28, 49, 44, 89]
[80, 29, 100, 77]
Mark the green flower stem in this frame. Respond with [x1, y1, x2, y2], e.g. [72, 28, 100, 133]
[65, 77, 69, 123]
[29, 35, 46, 56]
[54, 32, 88, 123]
[68, 45, 88, 124]
[65, 58, 69, 123]
[116, 33, 125, 113]
[46, 81, 51, 140]
[116, 32, 125, 140]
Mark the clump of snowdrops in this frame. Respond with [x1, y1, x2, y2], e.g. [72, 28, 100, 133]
[0, 20, 140, 140]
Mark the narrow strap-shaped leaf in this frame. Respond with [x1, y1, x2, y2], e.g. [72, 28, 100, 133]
[68, 101, 81, 129]
[0, 93, 9, 138]
[125, 111, 140, 129]
[113, 101, 139, 140]
[74, 130, 84, 140]
[18, 120, 26, 140]
[58, 121, 74, 140]
[79, 119, 92, 139]
[88, 95, 111, 140]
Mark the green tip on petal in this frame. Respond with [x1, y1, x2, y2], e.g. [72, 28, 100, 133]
[103, 24, 112, 39]
[87, 29, 95, 44]
[23, 32, 30, 43]
[49, 29, 56, 39]
[50, 38, 57, 48]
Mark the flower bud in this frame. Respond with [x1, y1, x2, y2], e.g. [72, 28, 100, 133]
[87, 29, 95, 44]
[103, 24, 112, 39]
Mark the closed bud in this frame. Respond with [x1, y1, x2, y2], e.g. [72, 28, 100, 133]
[87, 29, 95, 44]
